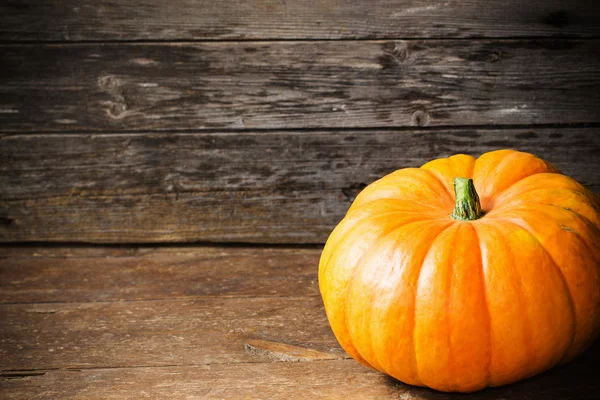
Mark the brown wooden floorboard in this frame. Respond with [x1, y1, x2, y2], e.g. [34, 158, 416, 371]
[0, 246, 321, 303]
[1, 0, 599, 41]
[1, 247, 599, 399]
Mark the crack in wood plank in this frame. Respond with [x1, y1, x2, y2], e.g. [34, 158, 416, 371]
[244, 339, 345, 362]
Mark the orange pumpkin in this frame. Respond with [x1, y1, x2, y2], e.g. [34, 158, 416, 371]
[319, 149, 600, 393]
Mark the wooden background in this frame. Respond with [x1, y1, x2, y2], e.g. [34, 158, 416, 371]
[1, 0, 600, 244]
[2, 1, 600, 399]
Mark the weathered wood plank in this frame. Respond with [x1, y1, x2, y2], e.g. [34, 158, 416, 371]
[0, 245, 169, 259]
[1, 40, 599, 132]
[2, 345, 599, 399]
[0, 246, 321, 303]
[1, 0, 599, 41]
[0, 244, 598, 398]
[0, 296, 345, 371]
[1, 128, 599, 243]
[244, 338, 339, 362]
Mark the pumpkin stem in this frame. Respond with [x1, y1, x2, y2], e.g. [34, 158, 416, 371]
[451, 177, 483, 221]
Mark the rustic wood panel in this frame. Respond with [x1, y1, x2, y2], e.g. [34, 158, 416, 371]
[1, 128, 599, 243]
[0, 296, 346, 371]
[1, 0, 599, 41]
[1, 247, 599, 398]
[0, 245, 171, 259]
[1, 40, 599, 132]
[2, 346, 599, 399]
[0, 246, 321, 303]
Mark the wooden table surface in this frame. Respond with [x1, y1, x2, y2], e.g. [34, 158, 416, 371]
[1, 1, 600, 398]
[1, 246, 599, 399]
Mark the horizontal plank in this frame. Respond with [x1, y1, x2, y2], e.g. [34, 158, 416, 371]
[1, 0, 599, 41]
[1, 245, 599, 398]
[2, 346, 600, 399]
[1, 40, 599, 132]
[0, 246, 321, 303]
[0, 245, 175, 259]
[1, 128, 599, 243]
[0, 296, 345, 370]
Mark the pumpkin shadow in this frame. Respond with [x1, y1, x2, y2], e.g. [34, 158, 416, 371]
[384, 340, 600, 399]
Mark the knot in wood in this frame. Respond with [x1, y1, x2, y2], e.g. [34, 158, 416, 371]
[99, 75, 130, 119]
[380, 41, 408, 68]
[109, 102, 128, 117]
[489, 50, 503, 63]
[411, 110, 431, 127]
[98, 75, 121, 93]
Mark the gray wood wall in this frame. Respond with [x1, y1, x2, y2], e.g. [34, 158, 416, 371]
[1, 0, 599, 244]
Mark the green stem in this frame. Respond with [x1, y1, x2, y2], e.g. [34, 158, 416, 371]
[451, 177, 483, 221]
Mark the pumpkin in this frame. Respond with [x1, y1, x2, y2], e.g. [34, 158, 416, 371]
[319, 149, 600, 393]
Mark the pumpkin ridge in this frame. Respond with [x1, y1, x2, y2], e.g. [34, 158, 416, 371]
[472, 150, 518, 198]
[535, 203, 600, 250]
[347, 202, 442, 217]
[470, 224, 493, 388]
[377, 220, 453, 385]
[501, 219, 578, 365]
[321, 207, 441, 271]
[489, 152, 554, 196]
[321, 208, 417, 270]
[350, 169, 452, 212]
[445, 227, 456, 387]
[461, 154, 476, 178]
[320, 212, 425, 369]
[340, 220, 411, 371]
[478, 221, 535, 386]
[343, 219, 436, 374]
[420, 168, 454, 202]
[494, 202, 600, 361]
[492, 170, 559, 203]
[501, 199, 600, 237]
[493, 185, 597, 213]
[411, 221, 455, 387]
[347, 220, 453, 383]
[351, 198, 446, 216]
[487, 198, 600, 253]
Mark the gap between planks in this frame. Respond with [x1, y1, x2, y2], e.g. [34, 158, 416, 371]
[0, 295, 322, 306]
[3, 36, 600, 45]
[1, 122, 600, 136]
[1, 357, 352, 376]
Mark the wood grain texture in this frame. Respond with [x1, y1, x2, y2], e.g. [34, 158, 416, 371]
[1, 128, 599, 243]
[1, 246, 599, 398]
[1, 0, 599, 41]
[0, 246, 321, 303]
[1, 346, 599, 399]
[244, 339, 339, 361]
[0, 296, 346, 371]
[1, 40, 599, 132]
